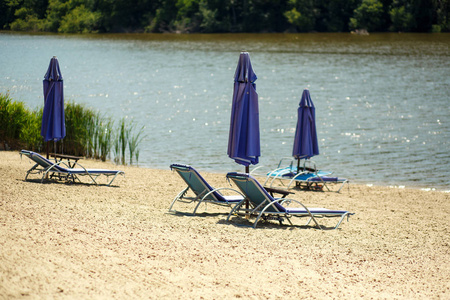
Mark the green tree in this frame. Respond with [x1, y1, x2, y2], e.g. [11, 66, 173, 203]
[6, 0, 48, 31]
[315, 0, 359, 32]
[349, 0, 385, 31]
[411, 0, 433, 32]
[198, 0, 221, 32]
[9, 7, 45, 30]
[434, 0, 450, 31]
[0, 0, 9, 29]
[284, 0, 315, 32]
[58, 4, 100, 33]
[96, 0, 158, 32]
[173, 0, 201, 32]
[145, 0, 178, 32]
[389, 0, 415, 31]
[197, 0, 238, 33]
[43, 0, 70, 31]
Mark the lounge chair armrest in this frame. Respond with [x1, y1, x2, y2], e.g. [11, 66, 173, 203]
[277, 157, 295, 169]
[249, 165, 266, 176]
[64, 160, 88, 171]
[278, 198, 312, 216]
[43, 159, 74, 172]
[202, 187, 245, 203]
[277, 198, 323, 229]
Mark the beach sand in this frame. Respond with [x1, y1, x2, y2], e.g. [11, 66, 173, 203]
[1, 150, 449, 299]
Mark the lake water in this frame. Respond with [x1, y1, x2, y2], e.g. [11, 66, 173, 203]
[1, 32, 449, 190]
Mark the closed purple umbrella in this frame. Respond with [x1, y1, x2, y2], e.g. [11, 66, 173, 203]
[41, 56, 65, 158]
[292, 89, 319, 170]
[227, 52, 260, 173]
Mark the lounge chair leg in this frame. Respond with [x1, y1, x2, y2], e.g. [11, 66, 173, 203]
[305, 217, 312, 226]
[253, 211, 266, 228]
[193, 199, 206, 215]
[107, 172, 121, 186]
[169, 187, 189, 212]
[25, 163, 39, 181]
[333, 213, 353, 229]
[227, 199, 245, 222]
[286, 217, 293, 226]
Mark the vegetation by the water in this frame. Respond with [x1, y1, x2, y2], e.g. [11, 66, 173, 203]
[0, 92, 145, 165]
[0, 0, 448, 34]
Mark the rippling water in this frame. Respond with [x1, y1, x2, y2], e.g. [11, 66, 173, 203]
[1, 32, 449, 190]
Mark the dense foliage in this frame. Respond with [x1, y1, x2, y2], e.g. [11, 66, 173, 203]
[0, 93, 145, 165]
[0, 0, 448, 33]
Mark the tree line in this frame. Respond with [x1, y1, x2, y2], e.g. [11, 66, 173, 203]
[1, 0, 448, 34]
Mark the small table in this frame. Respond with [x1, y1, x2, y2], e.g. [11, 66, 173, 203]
[50, 153, 83, 168]
[264, 187, 294, 198]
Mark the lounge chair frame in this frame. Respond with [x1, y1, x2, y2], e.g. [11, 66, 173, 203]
[20, 150, 124, 186]
[259, 157, 348, 193]
[226, 172, 354, 229]
[169, 164, 244, 215]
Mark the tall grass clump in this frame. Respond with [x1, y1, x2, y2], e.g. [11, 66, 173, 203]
[128, 123, 146, 165]
[97, 119, 113, 162]
[64, 102, 116, 161]
[112, 118, 146, 165]
[20, 109, 43, 151]
[65, 103, 145, 165]
[0, 95, 145, 166]
[0, 92, 29, 149]
[65, 102, 95, 157]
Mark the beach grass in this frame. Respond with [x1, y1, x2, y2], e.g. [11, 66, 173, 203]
[0, 93, 29, 149]
[0, 92, 143, 165]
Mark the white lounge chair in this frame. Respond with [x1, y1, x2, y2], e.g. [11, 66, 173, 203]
[20, 150, 124, 186]
[226, 172, 354, 229]
[169, 164, 244, 215]
[259, 157, 348, 193]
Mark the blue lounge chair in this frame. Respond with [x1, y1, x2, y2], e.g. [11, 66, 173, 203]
[261, 157, 348, 192]
[169, 164, 244, 215]
[20, 150, 124, 186]
[226, 172, 354, 229]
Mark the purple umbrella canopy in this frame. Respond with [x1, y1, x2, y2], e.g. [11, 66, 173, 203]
[292, 89, 319, 160]
[41, 56, 65, 143]
[227, 52, 260, 171]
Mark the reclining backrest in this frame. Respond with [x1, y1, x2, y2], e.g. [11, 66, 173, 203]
[227, 172, 285, 213]
[170, 164, 221, 201]
[22, 150, 67, 172]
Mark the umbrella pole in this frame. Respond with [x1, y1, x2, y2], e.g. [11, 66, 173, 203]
[296, 158, 301, 189]
[245, 165, 250, 219]
[44, 141, 50, 180]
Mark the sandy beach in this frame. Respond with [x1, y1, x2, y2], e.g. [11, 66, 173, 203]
[0, 150, 449, 299]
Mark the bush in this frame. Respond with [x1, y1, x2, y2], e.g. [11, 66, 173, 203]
[0, 93, 28, 149]
[58, 5, 100, 33]
[389, 6, 415, 32]
[20, 109, 43, 152]
[349, 0, 384, 32]
[0, 94, 144, 165]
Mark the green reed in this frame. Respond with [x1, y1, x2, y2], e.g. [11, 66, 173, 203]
[128, 123, 146, 166]
[20, 109, 43, 152]
[0, 93, 144, 165]
[0, 93, 29, 149]
[97, 119, 113, 162]
[112, 118, 146, 165]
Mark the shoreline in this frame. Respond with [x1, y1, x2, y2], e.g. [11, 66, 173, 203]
[1, 150, 449, 298]
[5, 148, 450, 192]
[142, 161, 450, 193]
